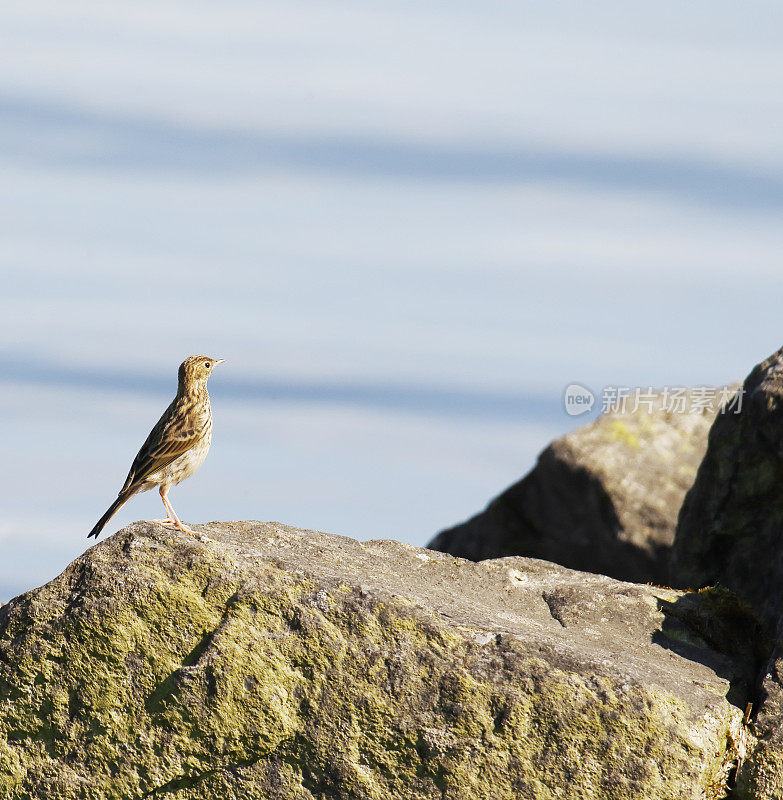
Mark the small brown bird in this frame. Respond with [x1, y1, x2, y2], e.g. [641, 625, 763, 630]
[88, 355, 224, 539]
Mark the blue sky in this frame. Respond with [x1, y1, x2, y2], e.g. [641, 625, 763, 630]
[2, 0, 783, 599]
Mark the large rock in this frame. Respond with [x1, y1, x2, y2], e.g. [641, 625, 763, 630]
[672, 355, 782, 608]
[672, 347, 783, 798]
[0, 521, 759, 799]
[430, 391, 733, 584]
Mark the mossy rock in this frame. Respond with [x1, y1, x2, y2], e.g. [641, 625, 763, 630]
[0, 522, 755, 799]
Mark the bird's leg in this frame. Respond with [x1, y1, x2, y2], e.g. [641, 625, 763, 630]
[158, 486, 195, 535]
[151, 486, 177, 526]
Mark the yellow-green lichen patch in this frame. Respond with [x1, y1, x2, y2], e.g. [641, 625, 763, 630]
[0, 524, 747, 800]
[608, 420, 641, 449]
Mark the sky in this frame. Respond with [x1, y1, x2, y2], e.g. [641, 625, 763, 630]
[2, 0, 783, 600]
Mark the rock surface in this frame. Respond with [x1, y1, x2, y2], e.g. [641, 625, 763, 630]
[0, 521, 757, 800]
[430, 390, 734, 584]
[672, 347, 783, 798]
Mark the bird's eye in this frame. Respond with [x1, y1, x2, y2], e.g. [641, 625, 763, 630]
[204, 362, 211, 369]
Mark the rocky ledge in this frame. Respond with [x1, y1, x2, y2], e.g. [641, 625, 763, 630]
[0, 521, 760, 800]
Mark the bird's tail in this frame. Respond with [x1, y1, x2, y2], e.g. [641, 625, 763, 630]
[87, 491, 133, 539]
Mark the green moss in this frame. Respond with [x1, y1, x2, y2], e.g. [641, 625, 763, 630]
[0, 529, 742, 800]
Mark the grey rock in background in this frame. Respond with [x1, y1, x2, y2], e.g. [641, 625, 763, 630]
[430, 389, 737, 585]
[672, 347, 783, 798]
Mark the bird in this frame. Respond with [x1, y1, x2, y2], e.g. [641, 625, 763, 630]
[88, 355, 224, 539]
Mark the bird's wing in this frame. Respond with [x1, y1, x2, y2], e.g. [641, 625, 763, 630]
[120, 399, 203, 493]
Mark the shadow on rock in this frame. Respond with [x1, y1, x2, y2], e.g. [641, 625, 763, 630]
[654, 587, 768, 711]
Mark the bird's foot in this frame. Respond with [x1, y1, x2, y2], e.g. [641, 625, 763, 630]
[176, 523, 214, 543]
[172, 521, 198, 536]
[151, 517, 211, 542]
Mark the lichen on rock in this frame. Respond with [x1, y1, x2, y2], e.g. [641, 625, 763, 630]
[0, 521, 755, 799]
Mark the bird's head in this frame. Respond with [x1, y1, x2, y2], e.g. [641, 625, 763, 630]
[178, 355, 225, 389]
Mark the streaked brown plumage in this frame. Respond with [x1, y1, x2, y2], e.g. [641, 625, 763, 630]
[88, 355, 224, 539]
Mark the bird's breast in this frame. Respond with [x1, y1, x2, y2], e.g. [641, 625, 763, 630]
[161, 432, 212, 487]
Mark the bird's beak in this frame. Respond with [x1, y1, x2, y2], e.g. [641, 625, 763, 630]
[215, 359, 226, 365]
